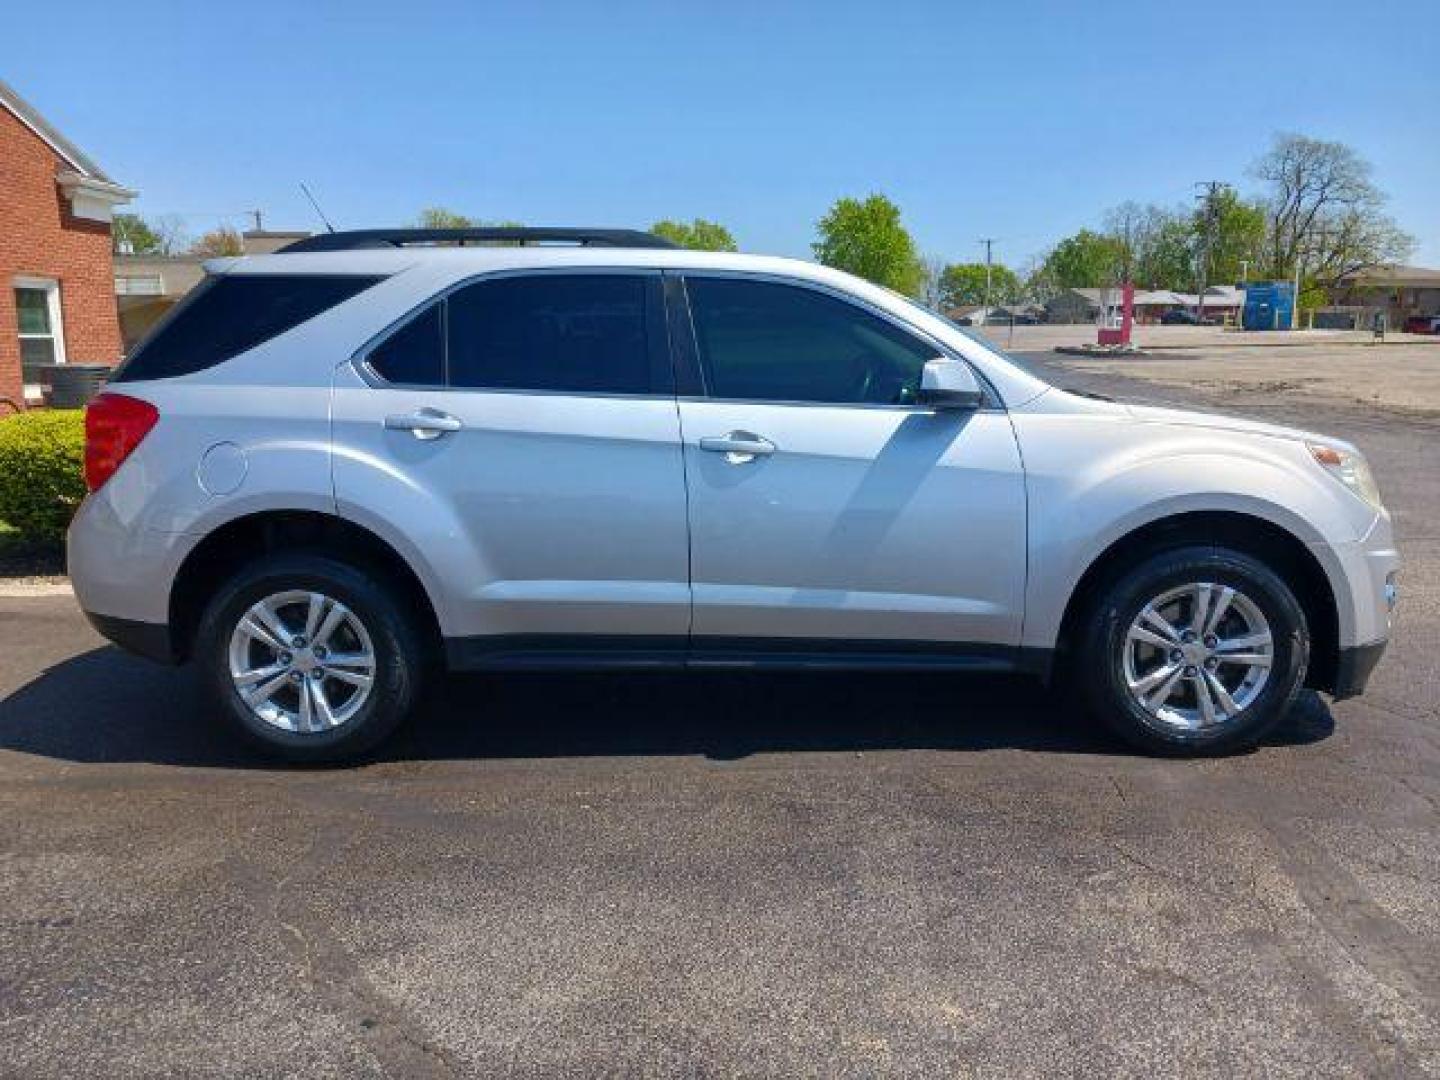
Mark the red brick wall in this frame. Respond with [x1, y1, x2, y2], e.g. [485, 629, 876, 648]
[0, 105, 122, 409]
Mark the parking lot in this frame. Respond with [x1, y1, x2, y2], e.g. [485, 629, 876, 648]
[2, 342, 1438, 1077]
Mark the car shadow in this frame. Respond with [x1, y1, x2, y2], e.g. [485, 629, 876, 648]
[0, 646, 1335, 769]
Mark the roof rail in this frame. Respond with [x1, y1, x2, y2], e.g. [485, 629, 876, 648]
[279, 227, 679, 253]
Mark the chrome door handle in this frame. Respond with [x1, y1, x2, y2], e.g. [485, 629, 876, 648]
[698, 431, 776, 463]
[384, 408, 463, 440]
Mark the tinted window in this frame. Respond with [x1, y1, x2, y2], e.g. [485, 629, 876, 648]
[116, 274, 382, 382]
[686, 278, 937, 405]
[447, 274, 653, 394]
[368, 303, 444, 385]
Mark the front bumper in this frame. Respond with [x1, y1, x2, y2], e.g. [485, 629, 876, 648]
[1331, 639, 1387, 700]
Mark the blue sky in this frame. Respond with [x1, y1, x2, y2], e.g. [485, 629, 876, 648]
[7, 0, 1437, 267]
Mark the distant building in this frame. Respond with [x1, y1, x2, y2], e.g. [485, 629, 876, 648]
[115, 229, 310, 350]
[0, 78, 135, 406]
[1044, 286, 1244, 325]
[943, 303, 1043, 326]
[1330, 265, 1440, 332]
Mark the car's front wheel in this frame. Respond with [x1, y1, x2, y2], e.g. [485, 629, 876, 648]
[196, 553, 427, 762]
[1080, 545, 1310, 756]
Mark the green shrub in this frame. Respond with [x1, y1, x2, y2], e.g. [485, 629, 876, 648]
[0, 410, 86, 540]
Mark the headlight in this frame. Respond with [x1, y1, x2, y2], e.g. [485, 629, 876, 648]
[1308, 442, 1384, 510]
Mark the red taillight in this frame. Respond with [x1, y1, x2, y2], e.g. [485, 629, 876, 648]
[84, 392, 159, 492]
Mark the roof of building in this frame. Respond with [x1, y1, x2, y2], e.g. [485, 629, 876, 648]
[0, 77, 119, 184]
[1060, 286, 1243, 308]
[1338, 264, 1440, 288]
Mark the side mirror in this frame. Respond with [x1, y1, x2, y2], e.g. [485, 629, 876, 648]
[917, 359, 983, 410]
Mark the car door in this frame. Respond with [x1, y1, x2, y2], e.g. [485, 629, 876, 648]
[671, 273, 1027, 656]
[331, 269, 692, 653]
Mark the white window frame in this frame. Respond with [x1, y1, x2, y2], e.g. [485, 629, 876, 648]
[14, 275, 66, 401]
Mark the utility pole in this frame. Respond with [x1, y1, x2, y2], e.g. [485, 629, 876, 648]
[1194, 181, 1228, 324]
[979, 238, 996, 320]
[249, 209, 264, 232]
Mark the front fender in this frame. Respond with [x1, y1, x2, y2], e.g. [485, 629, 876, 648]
[1014, 412, 1374, 650]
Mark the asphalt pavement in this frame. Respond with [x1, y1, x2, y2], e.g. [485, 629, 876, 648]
[1, 355, 1437, 1078]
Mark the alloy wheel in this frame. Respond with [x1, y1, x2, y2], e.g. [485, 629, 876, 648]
[227, 589, 377, 733]
[1121, 581, 1273, 734]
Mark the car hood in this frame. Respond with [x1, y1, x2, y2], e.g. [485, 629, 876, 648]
[1123, 401, 1351, 450]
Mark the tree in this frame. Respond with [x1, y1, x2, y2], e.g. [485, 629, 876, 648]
[190, 226, 244, 257]
[1250, 133, 1413, 285]
[417, 207, 476, 229]
[112, 213, 178, 255]
[1101, 201, 1158, 284]
[650, 218, 738, 252]
[1018, 253, 1059, 304]
[1195, 188, 1267, 286]
[1040, 229, 1125, 288]
[1140, 212, 1200, 290]
[938, 262, 1021, 308]
[413, 208, 525, 243]
[812, 194, 923, 296]
[1099, 202, 1205, 290]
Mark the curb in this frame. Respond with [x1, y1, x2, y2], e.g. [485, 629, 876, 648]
[1054, 345, 1149, 358]
[0, 579, 72, 598]
[1142, 338, 1440, 351]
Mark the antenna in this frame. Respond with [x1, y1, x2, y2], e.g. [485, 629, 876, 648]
[299, 182, 336, 234]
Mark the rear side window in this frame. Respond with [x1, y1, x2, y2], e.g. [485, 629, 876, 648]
[367, 303, 444, 386]
[115, 274, 382, 382]
[446, 275, 657, 394]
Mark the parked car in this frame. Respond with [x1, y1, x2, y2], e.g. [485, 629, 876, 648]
[70, 228, 1398, 761]
[1161, 309, 1220, 326]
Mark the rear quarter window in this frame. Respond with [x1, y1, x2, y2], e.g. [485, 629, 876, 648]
[114, 273, 383, 382]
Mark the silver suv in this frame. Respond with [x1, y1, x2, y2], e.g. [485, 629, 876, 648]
[69, 227, 1398, 761]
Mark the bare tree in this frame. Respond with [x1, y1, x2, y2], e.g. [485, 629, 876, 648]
[1019, 252, 1058, 305]
[1102, 201, 1154, 283]
[917, 254, 948, 310]
[1252, 133, 1413, 284]
[151, 214, 188, 254]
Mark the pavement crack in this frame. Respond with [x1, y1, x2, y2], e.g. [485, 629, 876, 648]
[229, 827, 460, 1079]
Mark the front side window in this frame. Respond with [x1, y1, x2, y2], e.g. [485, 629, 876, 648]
[685, 277, 938, 405]
[446, 274, 655, 394]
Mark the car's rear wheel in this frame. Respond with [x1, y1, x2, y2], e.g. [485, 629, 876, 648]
[197, 553, 426, 762]
[1079, 545, 1310, 756]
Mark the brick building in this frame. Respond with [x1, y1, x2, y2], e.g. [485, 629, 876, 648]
[0, 78, 134, 408]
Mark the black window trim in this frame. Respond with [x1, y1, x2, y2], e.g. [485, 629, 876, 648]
[664, 269, 1005, 412]
[353, 267, 675, 400]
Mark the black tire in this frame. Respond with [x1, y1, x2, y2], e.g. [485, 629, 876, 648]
[1078, 545, 1309, 756]
[196, 552, 427, 763]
